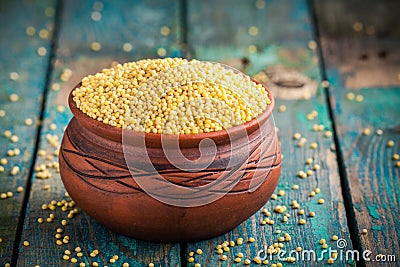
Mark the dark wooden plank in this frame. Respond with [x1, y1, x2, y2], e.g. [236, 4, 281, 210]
[16, 1, 183, 266]
[186, 0, 352, 266]
[314, 0, 400, 265]
[0, 0, 56, 265]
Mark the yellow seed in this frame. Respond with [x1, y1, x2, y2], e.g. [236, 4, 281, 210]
[299, 219, 306, 225]
[277, 190, 285, 196]
[298, 209, 305, 215]
[324, 130, 332, 138]
[346, 92, 355, 100]
[0, 166, 4, 173]
[396, 161, 400, 168]
[355, 94, 364, 102]
[237, 252, 244, 258]
[92, 262, 99, 267]
[248, 237, 255, 243]
[292, 184, 299, 190]
[309, 191, 316, 197]
[321, 80, 330, 88]
[392, 154, 399, 160]
[271, 194, 277, 200]
[91, 42, 101, 51]
[37, 47, 47, 56]
[387, 140, 395, 147]
[91, 11, 102, 21]
[361, 228, 368, 234]
[362, 128, 371, 135]
[376, 129, 383, 135]
[39, 29, 49, 39]
[63, 255, 69, 260]
[314, 187, 321, 194]
[160, 26, 171, 36]
[23, 240, 29, 246]
[70, 258, 77, 263]
[9, 72, 19, 80]
[293, 133, 301, 139]
[318, 198, 325, 204]
[123, 43, 133, 52]
[234, 257, 241, 263]
[353, 22, 363, 32]
[296, 247, 302, 252]
[319, 238, 326, 244]
[310, 142, 318, 149]
[313, 164, 321, 171]
[26, 26, 36, 36]
[322, 243, 328, 249]
[308, 40, 317, 50]
[278, 105, 286, 112]
[248, 26, 259, 36]
[244, 259, 251, 265]
[196, 248, 203, 255]
[188, 257, 194, 263]
[332, 235, 339, 241]
[123, 263, 129, 267]
[11, 166, 20, 176]
[17, 186, 24, 192]
[248, 44, 257, 53]
[9, 94, 19, 102]
[328, 258, 334, 264]
[253, 256, 262, 264]
[1, 193, 7, 199]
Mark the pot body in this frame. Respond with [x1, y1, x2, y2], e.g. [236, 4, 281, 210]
[59, 84, 281, 242]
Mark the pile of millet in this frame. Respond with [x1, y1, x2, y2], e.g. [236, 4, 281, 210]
[72, 58, 270, 134]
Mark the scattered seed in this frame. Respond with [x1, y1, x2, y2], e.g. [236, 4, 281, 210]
[376, 129, 383, 135]
[324, 130, 332, 138]
[310, 142, 318, 149]
[123, 42, 133, 52]
[91, 11, 102, 21]
[39, 29, 49, 39]
[362, 128, 371, 135]
[332, 235, 339, 241]
[293, 133, 301, 140]
[299, 219, 306, 225]
[248, 26, 259, 36]
[353, 22, 363, 32]
[346, 92, 355, 100]
[9, 72, 19, 80]
[157, 47, 167, 57]
[91, 42, 101, 51]
[26, 26, 36, 36]
[387, 140, 395, 147]
[292, 184, 299, 190]
[160, 26, 171, 36]
[321, 80, 330, 88]
[308, 40, 317, 50]
[9, 93, 19, 102]
[23, 240, 30, 246]
[37, 47, 47, 56]
[278, 105, 286, 112]
[355, 94, 364, 102]
[361, 228, 368, 234]
[318, 198, 325, 204]
[248, 237, 255, 243]
[196, 248, 203, 255]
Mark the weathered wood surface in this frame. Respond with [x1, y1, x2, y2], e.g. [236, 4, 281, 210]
[185, 0, 353, 266]
[1, 0, 399, 266]
[0, 1, 56, 265]
[16, 1, 182, 266]
[314, 0, 400, 266]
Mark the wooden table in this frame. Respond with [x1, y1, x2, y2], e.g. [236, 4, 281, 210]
[1, 0, 399, 266]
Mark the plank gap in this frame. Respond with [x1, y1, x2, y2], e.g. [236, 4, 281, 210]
[308, 1, 367, 266]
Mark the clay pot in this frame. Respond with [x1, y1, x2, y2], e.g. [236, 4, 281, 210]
[59, 81, 281, 242]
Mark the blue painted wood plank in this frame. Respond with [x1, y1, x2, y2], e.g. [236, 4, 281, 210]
[0, 0, 56, 265]
[16, 0, 183, 266]
[314, 0, 400, 265]
[185, 0, 353, 266]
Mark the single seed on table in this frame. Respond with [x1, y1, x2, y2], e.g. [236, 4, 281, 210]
[361, 228, 368, 234]
[24, 118, 33, 125]
[296, 247, 302, 252]
[75, 246, 81, 252]
[6, 192, 13, 198]
[253, 256, 262, 264]
[248, 26, 259, 36]
[278, 105, 286, 112]
[298, 209, 305, 215]
[26, 26, 36, 35]
[278, 190, 285, 196]
[17, 186, 24, 192]
[91, 42, 101, 51]
[52, 83, 61, 91]
[9, 72, 19, 80]
[332, 235, 339, 241]
[248, 44, 257, 53]
[0, 110, 5, 117]
[79, 263, 86, 267]
[321, 80, 330, 88]
[392, 154, 399, 160]
[123, 263, 129, 267]
[292, 184, 299, 190]
[307, 169, 314, 176]
[262, 259, 269, 264]
[299, 219, 306, 225]
[123, 42, 133, 52]
[271, 194, 277, 200]
[309, 191, 316, 197]
[39, 29, 49, 39]
[313, 164, 321, 171]
[23, 240, 29, 246]
[4, 130, 12, 138]
[328, 258, 335, 264]
[219, 254, 227, 261]
[62, 255, 69, 260]
[229, 240, 235, 247]
[49, 123, 57, 130]
[92, 262, 99, 267]
[248, 237, 255, 243]
[318, 198, 325, 204]
[293, 133, 301, 140]
[244, 259, 251, 265]
[196, 248, 203, 254]
[237, 237, 244, 245]
[70, 258, 77, 263]
[91, 11, 101, 21]
[355, 94, 364, 102]
[305, 158, 313, 164]
[362, 128, 371, 135]
[324, 130, 332, 138]
[353, 22, 363, 32]
[314, 187, 320, 194]
[297, 170, 307, 179]
[194, 264, 201, 267]
[9, 93, 19, 102]
[310, 142, 318, 149]
[396, 161, 400, 168]
[322, 243, 328, 249]
[376, 129, 383, 135]
[237, 252, 244, 258]
[387, 140, 395, 147]
[160, 26, 171, 36]
[0, 166, 4, 173]
[319, 238, 326, 244]
[308, 40, 317, 50]
[234, 257, 241, 263]
[188, 257, 194, 263]
[37, 46, 47, 56]
[346, 92, 355, 100]
[157, 47, 167, 57]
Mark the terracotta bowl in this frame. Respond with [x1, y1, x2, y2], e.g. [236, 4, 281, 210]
[59, 81, 281, 242]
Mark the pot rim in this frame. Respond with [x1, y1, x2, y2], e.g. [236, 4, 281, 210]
[68, 78, 275, 147]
